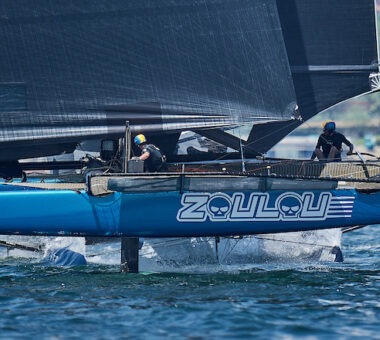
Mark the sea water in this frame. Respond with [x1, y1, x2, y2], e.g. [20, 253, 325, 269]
[0, 226, 379, 339]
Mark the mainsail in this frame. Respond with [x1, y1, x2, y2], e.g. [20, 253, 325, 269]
[0, 0, 298, 161]
[0, 0, 377, 161]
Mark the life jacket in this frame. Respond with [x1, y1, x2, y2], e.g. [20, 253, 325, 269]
[142, 144, 167, 172]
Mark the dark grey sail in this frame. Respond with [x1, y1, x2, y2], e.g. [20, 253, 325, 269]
[244, 0, 379, 155]
[0, 0, 297, 161]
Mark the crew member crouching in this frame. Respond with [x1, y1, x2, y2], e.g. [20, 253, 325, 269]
[311, 121, 353, 161]
[134, 134, 167, 172]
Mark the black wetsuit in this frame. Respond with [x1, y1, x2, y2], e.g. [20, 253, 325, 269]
[316, 132, 352, 159]
[141, 144, 167, 172]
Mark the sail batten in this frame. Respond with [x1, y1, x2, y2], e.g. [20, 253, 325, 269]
[291, 65, 379, 73]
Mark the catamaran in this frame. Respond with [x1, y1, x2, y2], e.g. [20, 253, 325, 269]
[0, 0, 379, 271]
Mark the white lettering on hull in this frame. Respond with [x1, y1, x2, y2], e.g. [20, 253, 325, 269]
[177, 192, 354, 222]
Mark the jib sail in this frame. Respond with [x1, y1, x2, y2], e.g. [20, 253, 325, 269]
[244, 0, 379, 155]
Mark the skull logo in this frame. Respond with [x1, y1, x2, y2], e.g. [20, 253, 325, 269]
[207, 195, 232, 220]
[278, 195, 302, 219]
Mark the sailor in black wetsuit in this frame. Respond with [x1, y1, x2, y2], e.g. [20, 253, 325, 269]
[311, 121, 354, 161]
[134, 134, 167, 172]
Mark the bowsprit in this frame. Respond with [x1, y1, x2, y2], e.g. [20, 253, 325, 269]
[176, 192, 350, 222]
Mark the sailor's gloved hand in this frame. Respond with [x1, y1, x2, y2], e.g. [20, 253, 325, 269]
[346, 151, 354, 156]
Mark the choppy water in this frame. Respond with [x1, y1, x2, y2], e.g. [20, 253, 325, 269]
[0, 226, 379, 339]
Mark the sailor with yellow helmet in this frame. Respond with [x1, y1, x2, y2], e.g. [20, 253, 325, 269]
[311, 121, 354, 161]
[134, 134, 167, 172]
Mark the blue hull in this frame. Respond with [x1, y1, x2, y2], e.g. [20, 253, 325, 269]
[0, 186, 378, 237]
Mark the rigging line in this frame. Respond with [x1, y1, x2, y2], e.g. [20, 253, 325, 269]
[217, 237, 230, 263]
[190, 120, 299, 168]
[342, 225, 367, 233]
[254, 236, 338, 249]
[243, 171, 380, 183]
[358, 152, 380, 159]
[248, 159, 380, 174]
[220, 237, 242, 263]
[242, 157, 320, 176]
[242, 119, 301, 150]
[326, 167, 377, 180]
[243, 158, 314, 174]
[238, 125, 246, 173]
[0, 240, 43, 253]
[298, 161, 306, 176]
[194, 120, 302, 171]
[86, 249, 120, 257]
[245, 158, 380, 178]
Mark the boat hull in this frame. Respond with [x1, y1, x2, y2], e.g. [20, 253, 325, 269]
[0, 187, 377, 237]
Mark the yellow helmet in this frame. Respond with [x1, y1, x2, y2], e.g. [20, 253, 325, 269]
[134, 134, 147, 145]
[322, 121, 336, 131]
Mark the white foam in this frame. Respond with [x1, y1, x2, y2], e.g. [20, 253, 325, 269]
[86, 229, 342, 272]
[0, 235, 86, 260]
[0, 229, 342, 271]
